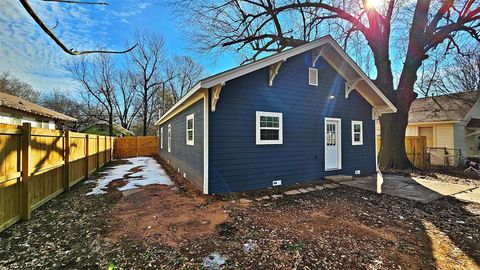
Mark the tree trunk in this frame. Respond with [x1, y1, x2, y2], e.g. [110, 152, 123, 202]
[378, 105, 412, 170]
[108, 112, 114, 137]
[143, 87, 148, 136]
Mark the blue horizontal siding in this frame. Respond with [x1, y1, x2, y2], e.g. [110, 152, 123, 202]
[208, 51, 376, 194]
[159, 99, 204, 188]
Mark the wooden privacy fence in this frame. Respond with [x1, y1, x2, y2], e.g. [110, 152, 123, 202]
[114, 136, 158, 158]
[376, 136, 427, 169]
[0, 123, 114, 233]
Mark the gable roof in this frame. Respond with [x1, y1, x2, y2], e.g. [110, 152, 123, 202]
[155, 35, 397, 125]
[409, 91, 480, 123]
[0, 92, 77, 122]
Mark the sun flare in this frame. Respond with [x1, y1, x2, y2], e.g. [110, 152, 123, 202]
[365, 0, 382, 9]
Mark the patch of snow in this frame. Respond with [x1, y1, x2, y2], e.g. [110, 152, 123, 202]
[202, 252, 226, 270]
[86, 157, 172, 195]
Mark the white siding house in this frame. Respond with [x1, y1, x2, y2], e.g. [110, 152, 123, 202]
[402, 91, 480, 157]
[0, 92, 77, 129]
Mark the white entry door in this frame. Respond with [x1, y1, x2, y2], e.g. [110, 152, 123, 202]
[325, 118, 342, 171]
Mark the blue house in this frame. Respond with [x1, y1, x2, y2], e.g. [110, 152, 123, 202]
[155, 36, 397, 195]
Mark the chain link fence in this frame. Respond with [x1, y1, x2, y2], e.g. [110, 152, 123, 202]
[427, 147, 463, 168]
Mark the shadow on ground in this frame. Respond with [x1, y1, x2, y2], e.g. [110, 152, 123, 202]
[0, 159, 478, 269]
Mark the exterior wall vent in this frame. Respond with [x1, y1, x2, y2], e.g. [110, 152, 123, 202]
[308, 68, 318, 86]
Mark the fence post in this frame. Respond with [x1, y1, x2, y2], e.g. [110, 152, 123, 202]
[21, 123, 31, 221]
[104, 136, 107, 164]
[64, 130, 70, 192]
[96, 135, 100, 170]
[136, 137, 139, 157]
[85, 134, 89, 179]
[112, 137, 115, 160]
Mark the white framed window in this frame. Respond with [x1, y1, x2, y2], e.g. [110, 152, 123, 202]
[352, 120, 363, 145]
[168, 124, 172, 152]
[160, 127, 164, 149]
[308, 67, 318, 86]
[186, 114, 194, 146]
[256, 111, 283, 145]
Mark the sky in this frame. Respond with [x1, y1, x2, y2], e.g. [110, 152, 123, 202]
[0, 0, 238, 93]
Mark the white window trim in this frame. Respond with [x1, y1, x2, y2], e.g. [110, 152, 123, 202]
[186, 114, 194, 146]
[308, 67, 318, 86]
[351, 120, 363, 145]
[256, 111, 283, 145]
[160, 127, 164, 149]
[167, 124, 172, 152]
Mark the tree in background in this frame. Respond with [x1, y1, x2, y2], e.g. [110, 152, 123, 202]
[127, 31, 168, 136]
[166, 56, 205, 102]
[416, 49, 480, 96]
[114, 71, 141, 131]
[0, 72, 40, 102]
[67, 54, 118, 136]
[41, 89, 90, 130]
[176, 0, 480, 170]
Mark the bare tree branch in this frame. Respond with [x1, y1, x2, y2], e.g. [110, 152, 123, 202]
[41, 0, 108, 5]
[20, 0, 137, 55]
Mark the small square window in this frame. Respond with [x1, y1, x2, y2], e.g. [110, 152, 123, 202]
[186, 114, 194, 146]
[256, 111, 283, 145]
[352, 121, 363, 145]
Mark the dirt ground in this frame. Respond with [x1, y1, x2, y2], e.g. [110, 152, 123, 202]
[0, 158, 479, 269]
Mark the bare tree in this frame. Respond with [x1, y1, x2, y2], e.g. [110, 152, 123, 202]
[166, 56, 205, 102]
[67, 54, 118, 135]
[0, 71, 40, 102]
[19, 0, 136, 55]
[445, 52, 480, 92]
[114, 71, 141, 130]
[176, 0, 480, 170]
[128, 30, 166, 136]
[41, 89, 90, 130]
[417, 50, 480, 96]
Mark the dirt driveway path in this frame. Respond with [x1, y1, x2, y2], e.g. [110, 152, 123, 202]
[0, 158, 479, 269]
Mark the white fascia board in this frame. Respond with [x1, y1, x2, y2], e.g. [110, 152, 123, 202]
[201, 38, 331, 88]
[155, 35, 397, 125]
[326, 40, 397, 113]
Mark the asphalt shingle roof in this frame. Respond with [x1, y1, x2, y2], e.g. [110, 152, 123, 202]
[409, 91, 480, 123]
[0, 92, 77, 122]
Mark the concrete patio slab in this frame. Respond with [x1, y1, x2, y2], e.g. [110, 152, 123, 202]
[342, 174, 477, 203]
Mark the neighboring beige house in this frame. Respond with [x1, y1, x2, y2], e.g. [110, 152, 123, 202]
[404, 91, 480, 158]
[0, 92, 77, 129]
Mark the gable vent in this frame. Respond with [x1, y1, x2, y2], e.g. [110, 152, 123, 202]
[308, 68, 318, 86]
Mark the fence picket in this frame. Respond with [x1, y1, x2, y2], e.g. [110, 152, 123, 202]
[0, 124, 115, 233]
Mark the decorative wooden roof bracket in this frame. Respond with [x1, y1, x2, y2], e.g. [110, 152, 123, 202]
[372, 108, 381, 120]
[211, 83, 225, 112]
[345, 78, 363, 98]
[268, 60, 286, 86]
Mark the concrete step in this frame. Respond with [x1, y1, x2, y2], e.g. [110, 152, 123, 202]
[324, 175, 353, 183]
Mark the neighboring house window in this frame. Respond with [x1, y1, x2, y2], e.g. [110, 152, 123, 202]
[168, 124, 172, 152]
[160, 127, 164, 149]
[41, 121, 49, 129]
[308, 68, 318, 86]
[186, 114, 194, 146]
[256, 111, 283, 145]
[352, 121, 363, 145]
